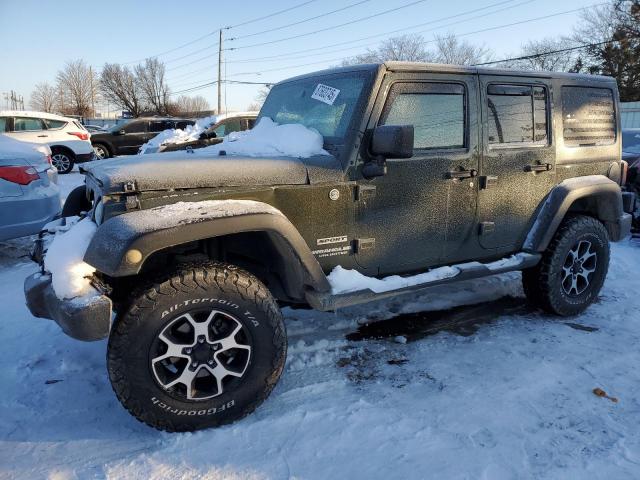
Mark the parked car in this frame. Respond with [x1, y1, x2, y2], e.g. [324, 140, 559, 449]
[622, 128, 640, 232]
[91, 117, 195, 159]
[140, 112, 258, 154]
[0, 111, 94, 174]
[0, 135, 60, 241]
[25, 63, 633, 432]
[84, 125, 107, 133]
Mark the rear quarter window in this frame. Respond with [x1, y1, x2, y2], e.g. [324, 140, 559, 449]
[45, 119, 67, 129]
[562, 86, 616, 147]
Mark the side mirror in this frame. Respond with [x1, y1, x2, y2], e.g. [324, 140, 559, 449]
[363, 125, 414, 178]
[113, 129, 125, 136]
[371, 125, 414, 159]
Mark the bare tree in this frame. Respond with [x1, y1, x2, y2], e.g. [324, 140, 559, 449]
[135, 58, 171, 115]
[343, 34, 433, 64]
[56, 60, 96, 116]
[174, 95, 211, 115]
[99, 63, 144, 117]
[432, 34, 493, 65]
[343, 33, 492, 66]
[30, 82, 57, 112]
[505, 37, 577, 72]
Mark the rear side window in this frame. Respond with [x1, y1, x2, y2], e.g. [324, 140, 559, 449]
[149, 121, 173, 133]
[12, 117, 44, 131]
[562, 86, 615, 147]
[175, 121, 192, 129]
[381, 83, 466, 150]
[124, 121, 147, 134]
[44, 119, 67, 129]
[0, 117, 6, 132]
[487, 84, 548, 146]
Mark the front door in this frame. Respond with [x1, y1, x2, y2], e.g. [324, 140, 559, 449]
[354, 75, 480, 275]
[477, 77, 556, 252]
[118, 120, 149, 155]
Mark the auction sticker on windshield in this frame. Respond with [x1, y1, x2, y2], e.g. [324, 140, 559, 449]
[311, 84, 340, 105]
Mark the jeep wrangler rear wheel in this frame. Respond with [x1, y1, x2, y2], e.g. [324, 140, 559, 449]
[107, 262, 287, 432]
[522, 215, 610, 316]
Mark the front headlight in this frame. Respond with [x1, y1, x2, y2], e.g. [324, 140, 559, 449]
[93, 198, 105, 225]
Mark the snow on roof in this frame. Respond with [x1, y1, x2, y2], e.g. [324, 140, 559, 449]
[0, 110, 76, 122]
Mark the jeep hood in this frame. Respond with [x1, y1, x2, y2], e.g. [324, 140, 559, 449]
[79, 152, 339, 193]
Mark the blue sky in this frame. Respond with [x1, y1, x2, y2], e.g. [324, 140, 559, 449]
[0, 0, 598, 112]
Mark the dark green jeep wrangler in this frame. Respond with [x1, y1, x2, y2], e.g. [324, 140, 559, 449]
[24, 62, 634, 431]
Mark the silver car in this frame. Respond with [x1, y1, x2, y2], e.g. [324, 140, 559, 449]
[0, 135, 61, 241]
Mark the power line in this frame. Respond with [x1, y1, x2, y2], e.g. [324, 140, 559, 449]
[226, 0, 431, 51]
[228, 0, 373, 41]
[226, 0, 531, 64]
[120, 0, 320, 65]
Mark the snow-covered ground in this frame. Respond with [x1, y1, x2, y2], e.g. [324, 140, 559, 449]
[1, 172, 639, 479]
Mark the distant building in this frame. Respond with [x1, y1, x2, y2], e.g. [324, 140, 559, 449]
[621, 102, 640, 128]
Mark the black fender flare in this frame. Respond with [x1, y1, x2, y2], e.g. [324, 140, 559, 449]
[524, 175, 627, 252]
[83, 201, 331, 294]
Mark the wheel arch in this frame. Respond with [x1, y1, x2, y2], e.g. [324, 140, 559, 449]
[50, 144, 76, 159]
[92, 141, 112, 157]
[84, 205, 331, 302]
[524, 175, 626, 252]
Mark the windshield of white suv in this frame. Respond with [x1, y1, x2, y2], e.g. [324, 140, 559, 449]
[623, 130, 640, 153]
[258, 71, 372, 143]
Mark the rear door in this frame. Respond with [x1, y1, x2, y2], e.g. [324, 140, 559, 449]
[478, 76, 555, 252]
[353, 73, 480, 275]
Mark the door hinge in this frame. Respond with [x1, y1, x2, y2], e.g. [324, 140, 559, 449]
[354, 238, 376, 253]
[479, 222, 495, 235]
[355, 184, 376, 201]
[479, 175, 498, 190]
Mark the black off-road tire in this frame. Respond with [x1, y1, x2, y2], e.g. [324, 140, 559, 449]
[107, 262, 287, 432]
[522, 215, 610, 316]
[61, 186, 91, 217]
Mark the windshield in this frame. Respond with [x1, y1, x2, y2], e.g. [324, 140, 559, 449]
[258, 71, 372, 142]
[623, 130, 640, 153]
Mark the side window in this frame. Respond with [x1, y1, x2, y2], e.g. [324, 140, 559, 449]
[487, 84, 548, 146]
[247, 118, 256, 129]
[149, 121, 173, 133]
[12, 117, 45, 131]
[562, 86, 615, 147]
[124, 121, 147, 134]
[175, 121, 192, 130]
[0, 117, 6, 132]
[223, 119, 243, 135]
[44, 119, 67, 129]
[380, 83, 466, 150]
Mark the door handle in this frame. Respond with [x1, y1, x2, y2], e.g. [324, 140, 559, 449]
[447, 168, 477, 180]
[37, 135, 48, 137]
[524, 163, 552, 172]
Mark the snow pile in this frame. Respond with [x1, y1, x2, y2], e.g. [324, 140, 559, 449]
[43, 217, 98, 300]
[199, 117, 328, 158]
[139, 115, 219, 152]
[328, 265, 460, 294]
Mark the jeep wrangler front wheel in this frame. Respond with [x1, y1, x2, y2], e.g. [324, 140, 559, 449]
[107, 262, 287, 432]
[522, 215, 610, 316]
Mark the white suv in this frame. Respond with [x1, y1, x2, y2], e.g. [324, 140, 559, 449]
[0, 111, 95, 174]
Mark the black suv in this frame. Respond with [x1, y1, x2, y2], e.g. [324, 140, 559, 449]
[91, 117, 195, 158]
[25, 63, 634, 432]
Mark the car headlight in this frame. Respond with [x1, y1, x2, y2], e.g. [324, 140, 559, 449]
[93, 198, 105, 225]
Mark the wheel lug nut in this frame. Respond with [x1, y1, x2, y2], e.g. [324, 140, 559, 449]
[185, 348, 192, 354]
[198, 337, 205, 344]
[208, 359, 214, 365]
[192, 361, 198, 367]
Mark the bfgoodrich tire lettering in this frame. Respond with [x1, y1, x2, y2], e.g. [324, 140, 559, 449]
[107, 262, 287, 432]
[522, 215, 610, 316]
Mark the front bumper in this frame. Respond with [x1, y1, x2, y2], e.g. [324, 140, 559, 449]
[24, 272, 112, 341]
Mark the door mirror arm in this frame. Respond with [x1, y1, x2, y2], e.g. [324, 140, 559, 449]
[362, 154, 388, 179]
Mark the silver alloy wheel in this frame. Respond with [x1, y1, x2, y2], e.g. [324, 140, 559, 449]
[93, 145, 107, 159]
[51, 153, 71, 172]
[561, 240, 597, 296]
[151, 309, 252, 400]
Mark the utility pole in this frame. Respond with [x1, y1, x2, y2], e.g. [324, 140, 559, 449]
[89, 66, 96, 117]
[217, 29, 223, 115]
